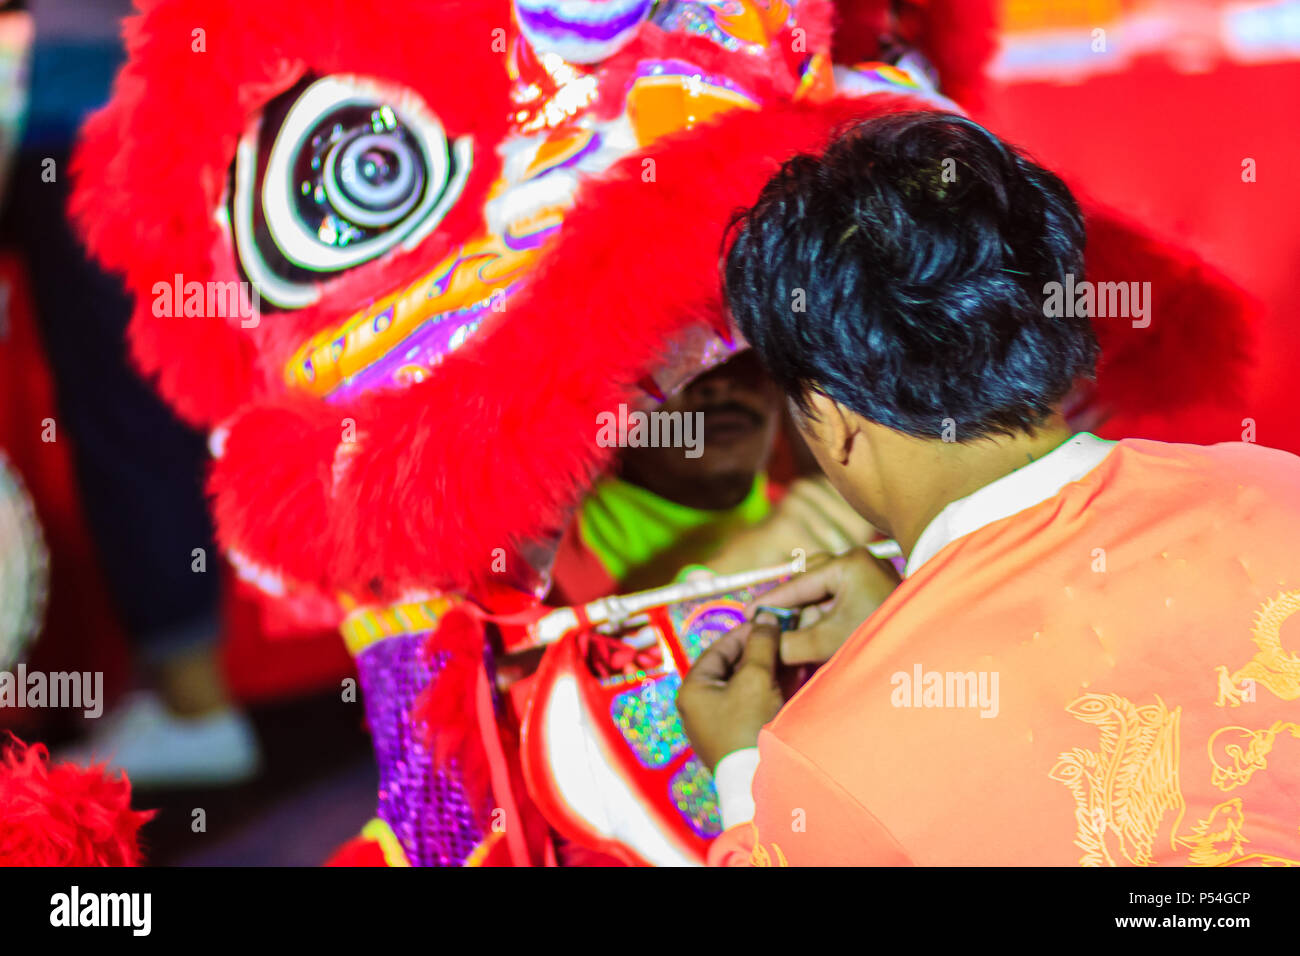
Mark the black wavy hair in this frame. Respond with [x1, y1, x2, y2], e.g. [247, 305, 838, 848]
[723, 111, 1098, 440]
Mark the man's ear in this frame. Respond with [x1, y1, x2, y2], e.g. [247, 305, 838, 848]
[806, 391, 857, 465]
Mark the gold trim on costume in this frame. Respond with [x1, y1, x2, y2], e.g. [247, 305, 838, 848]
[360, 817, 412, 867]
[340, 595, 457, 656]
[464, 829, 505, 867]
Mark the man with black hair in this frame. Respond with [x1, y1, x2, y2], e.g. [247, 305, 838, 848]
[678, 112, 1300, 866]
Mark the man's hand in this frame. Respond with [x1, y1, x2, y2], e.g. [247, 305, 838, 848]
[678, 613, 785, 770]
[705, 475, 879, 575]
[750, 547, 901, 665]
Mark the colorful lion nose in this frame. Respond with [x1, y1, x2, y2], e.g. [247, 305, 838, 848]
[284, 229, 545, 400]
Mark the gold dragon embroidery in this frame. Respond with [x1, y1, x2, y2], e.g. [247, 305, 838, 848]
[1215, 589, 1300, 706]
[1053, 695, 1300, 866]
[1181, 798, 1300, 867]
[1049, 693, 1185, 866]
[1207, 721, 1300, 791]
[748, 823, 789, 867]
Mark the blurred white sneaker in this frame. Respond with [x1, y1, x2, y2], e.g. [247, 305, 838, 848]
[58, 691, 261, 788]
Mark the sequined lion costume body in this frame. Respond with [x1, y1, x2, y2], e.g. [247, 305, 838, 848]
[72, 0, 1253, 865]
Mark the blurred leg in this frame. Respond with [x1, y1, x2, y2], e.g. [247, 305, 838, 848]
[7, 146, 258, 784]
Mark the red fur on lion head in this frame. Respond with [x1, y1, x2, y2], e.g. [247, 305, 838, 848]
[71, 0, 1249, 604]
[0, 736, 152, 866]
[72, 0, 515, 426]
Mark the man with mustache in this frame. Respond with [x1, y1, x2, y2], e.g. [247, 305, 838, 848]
[550, 350, 873, 602]
[679, 112, 1300, 866]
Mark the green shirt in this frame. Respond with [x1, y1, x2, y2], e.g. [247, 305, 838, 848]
[578, 474, 771, 583]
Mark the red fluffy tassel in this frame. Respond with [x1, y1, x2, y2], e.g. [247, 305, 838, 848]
[411, 608, 492, 806]
[0, 736, 153, 866]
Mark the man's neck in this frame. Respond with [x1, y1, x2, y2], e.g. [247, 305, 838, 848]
[887, 420, 1076, 563]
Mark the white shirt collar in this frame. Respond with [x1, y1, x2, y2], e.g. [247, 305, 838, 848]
[903, 432, 1116, 577]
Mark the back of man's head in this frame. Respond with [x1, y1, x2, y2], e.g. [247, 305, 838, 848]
[724, 111, 1098, 440]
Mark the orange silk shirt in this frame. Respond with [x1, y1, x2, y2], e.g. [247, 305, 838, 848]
[709, 438, 1300, 866]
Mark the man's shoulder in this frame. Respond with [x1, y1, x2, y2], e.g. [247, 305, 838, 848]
[1111, 437, 1300, 495]
[1115, 436, 1300, 468]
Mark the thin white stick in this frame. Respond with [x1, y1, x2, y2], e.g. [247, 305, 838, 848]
[529, 560, 801, 647]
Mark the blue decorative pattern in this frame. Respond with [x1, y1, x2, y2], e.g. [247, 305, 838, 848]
[611, 673, 690, 768]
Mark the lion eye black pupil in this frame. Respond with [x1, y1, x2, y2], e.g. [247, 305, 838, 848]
[226, 73, 463, 311]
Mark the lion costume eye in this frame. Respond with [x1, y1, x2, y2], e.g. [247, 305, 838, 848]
[226, 74, 472, 310]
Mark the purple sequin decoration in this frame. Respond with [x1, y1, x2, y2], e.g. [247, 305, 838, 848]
[355, 632, 487, 866]
[677, 603, 748, 662]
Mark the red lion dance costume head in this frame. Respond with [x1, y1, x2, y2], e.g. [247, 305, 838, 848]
[72, 0, 1250, 865]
